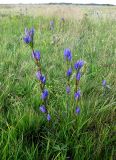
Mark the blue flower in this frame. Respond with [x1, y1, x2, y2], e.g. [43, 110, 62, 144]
[36, 71, 46, 84]
[50, 20, 54, 25]
[41, 89, 48, 100]
[66, 86, 70, 94]
[50, 20, 54, 30]
[74, 90, 81, 100]
[74, 60, 84, 70]
[102, 80, 106, 87]
[39, 105, 46, 113]
[40, 75, 46, 84]
[76, 72, 81, 81]
[61, 17, 65, 21]
[64, 48, 72, 61]
[76, 107, 80, 114]
[47, 114, 51, 121]
[32, 50, 40, 61]
[66, 68, 72, 77]
[23, 27, 34, 44]
[36, 71, 41, 79]
[23, 36, 32, 44]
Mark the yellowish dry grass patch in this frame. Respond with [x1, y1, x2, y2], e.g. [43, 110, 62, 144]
[0, 4, 116, 20]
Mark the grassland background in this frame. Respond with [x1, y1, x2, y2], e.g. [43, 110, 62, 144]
[0, 4, 116, 160]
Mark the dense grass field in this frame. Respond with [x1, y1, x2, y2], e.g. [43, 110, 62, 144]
[0, 4, 116, 160]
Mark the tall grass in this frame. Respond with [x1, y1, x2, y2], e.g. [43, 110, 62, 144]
[0, 10, 116, 160]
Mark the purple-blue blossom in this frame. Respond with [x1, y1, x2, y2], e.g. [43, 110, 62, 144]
[25, 27, 34, 37]
[66, 86, 70, 94]
[66, 68, 72, 77]
[61, 17, 65, 21]
[39, 105, 46, 113]
[64, 48, 72, 61]
[102, 80, 106, 87]
[47, 113, 51, 121]
[74, 60, 84, 70]
[41, 89, 48, 100]
[76, 107, 80, 114]
[23, 27, 34, 44]
[23, 36, 32, 44]
[76, 72, 81, 81]
[32, 50, 40, 61]
[74, 90, 81, 100]
[50, 20, 54, 30]
[36, 71, 46, 84]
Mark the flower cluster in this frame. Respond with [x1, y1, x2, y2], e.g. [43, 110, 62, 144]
[23, 28, 34, 48]
[74, 60, 84, 70]
[23, 27, 51, 121]
[64, 48, 72, 62]
[64, 48, 84, 115]
[74, 60, 84, 88]
[74, 60, 84, 114]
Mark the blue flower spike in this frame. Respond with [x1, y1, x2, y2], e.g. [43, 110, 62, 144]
[23, 27, 51, 122]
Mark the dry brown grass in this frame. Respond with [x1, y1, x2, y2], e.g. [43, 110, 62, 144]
[0, 4, 116, 20]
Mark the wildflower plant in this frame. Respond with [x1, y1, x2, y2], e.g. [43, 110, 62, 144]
[74, 60, 84, 114]
[64, 48, 85, 115]
[64, 48, 72, 113]
[23, 28, 34, 48]
[64, 48, 72, 95]
[50, 20, 54, 30]
[74, 60, 84, 91]
[23, 27, 51, 121]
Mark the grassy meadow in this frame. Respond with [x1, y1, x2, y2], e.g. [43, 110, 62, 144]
[0, 4, 116, 160]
